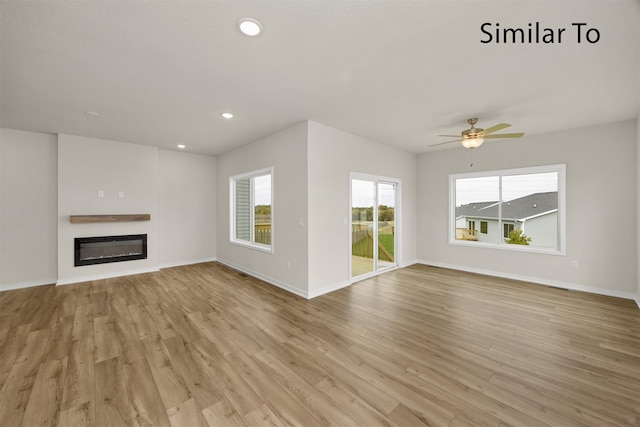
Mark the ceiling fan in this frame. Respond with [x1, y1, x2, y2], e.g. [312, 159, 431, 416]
[432, 118, 524, 149]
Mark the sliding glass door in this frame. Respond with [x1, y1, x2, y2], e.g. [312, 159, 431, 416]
[351, 174, 399, 279]
[376, 182, 396, 272]
[351, 179, 376, 277]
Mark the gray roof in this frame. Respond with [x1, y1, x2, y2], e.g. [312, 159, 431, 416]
[456, 192, 558, 221]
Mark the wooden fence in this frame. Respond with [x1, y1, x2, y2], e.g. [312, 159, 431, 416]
[352, 224, 393, 262]
[455, 228, 477, 241]
[255, 224, 271, 245]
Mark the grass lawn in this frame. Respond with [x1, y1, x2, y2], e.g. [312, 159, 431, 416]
[351, 232, 394, 261]
[378, 234, 394, 256]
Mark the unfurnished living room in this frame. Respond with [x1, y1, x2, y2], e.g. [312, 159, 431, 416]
[1, 1, 639, 426]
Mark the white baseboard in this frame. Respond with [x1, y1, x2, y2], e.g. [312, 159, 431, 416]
[216, 258, 309, 299]
[1, 258, 217, 291]
[162, 258, 350, 299]
[401, 259, 420, 267]
[56, 267, 160, 286]
[8, 260, 637, 311]
[417, 259, 637, 302]
[0, 277, 57, 292]
[308, 280, 351, 299]
[310, 259, 420, 298]
[159, 257, 217, 269]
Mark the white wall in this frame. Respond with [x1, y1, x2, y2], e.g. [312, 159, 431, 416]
[418, 119, 638, 298]
[57, 134, 159, 284]
[307, 121, 417, 296]
[0, 129, 58, 290]
[0, 129, 219, 289]
[216, 120, 417, 298]
[2, 120, 636, 303]
[637, 115, 640, 306]
[216, 122, 309, 297]
[158, 149, 216, 267]
[636, 11, 640, 308]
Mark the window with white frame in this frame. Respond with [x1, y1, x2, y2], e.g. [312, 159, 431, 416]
[230, 167, 273, 252]
[450, 164, 565, 254]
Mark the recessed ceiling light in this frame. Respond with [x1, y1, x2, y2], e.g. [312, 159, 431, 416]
[238, 18, 262, 36]
[177, 144, 186, 149]
[84, 111, 99, 117]
[221, 112, 234, 119]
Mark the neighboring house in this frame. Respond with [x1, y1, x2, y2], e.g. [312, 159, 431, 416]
[455, 192, 558, 248]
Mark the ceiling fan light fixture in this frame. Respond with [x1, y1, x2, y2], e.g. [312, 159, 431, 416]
[461, 137, 484, 149]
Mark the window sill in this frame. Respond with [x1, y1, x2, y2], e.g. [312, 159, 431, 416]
[230, 239, 274, 254]
[449, 239, 565, 256]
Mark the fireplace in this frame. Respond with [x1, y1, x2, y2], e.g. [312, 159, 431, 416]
[74, 234, 147, 267]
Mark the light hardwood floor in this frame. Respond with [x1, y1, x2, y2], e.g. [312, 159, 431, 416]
[1, 262, 638, 426]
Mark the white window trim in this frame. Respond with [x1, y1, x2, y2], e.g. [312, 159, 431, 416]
[229, 167, 274, 254]
[449, 164, 566, 255]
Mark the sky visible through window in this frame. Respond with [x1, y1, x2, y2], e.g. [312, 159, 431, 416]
[253, 174, 271, 206]
[456, 172, 558, 206]
[352, 180, 395, 208]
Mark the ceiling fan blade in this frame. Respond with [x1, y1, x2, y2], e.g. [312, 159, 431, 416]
[482, 123, 511, 135]
[437, 134, 462, 137]
[484, 132, 525, 139]
[430, 139, 460, 147]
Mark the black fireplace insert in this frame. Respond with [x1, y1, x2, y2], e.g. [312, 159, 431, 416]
[74, 234, 147, 266]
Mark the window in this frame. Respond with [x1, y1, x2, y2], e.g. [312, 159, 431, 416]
[480, 221, 488, 234]
[450, 164, 565, 254]
[503, 223, 514, 238]
[230, 167, 273, 252]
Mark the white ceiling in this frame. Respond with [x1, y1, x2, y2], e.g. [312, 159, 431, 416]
[1, 1, 638, 156]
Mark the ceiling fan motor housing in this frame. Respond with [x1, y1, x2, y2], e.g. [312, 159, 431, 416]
[462, 127, 483, 138]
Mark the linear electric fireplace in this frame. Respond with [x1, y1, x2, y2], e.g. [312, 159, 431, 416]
[74, 234, 147, 267]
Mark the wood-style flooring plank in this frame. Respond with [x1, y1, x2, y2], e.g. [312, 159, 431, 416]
[189, 337, 264, 417]
[252, 349, 357, 426]
[140, 337, 191, 411]
[1, 328, 51, 393]
[109, 298, 146, 365]
[201, 398, 247, 427]
[225, 350, 325, 427]
[61, 304, 95, 410]
[0, 387, 31, 426]
[94, 357, 133, 427]
[58, 401, 93, 426]
[121, 357, 171, 427]
[315, 377, 400, 427]
[162, 334, 225, 410]
[21, 358, 66, 426]
[0, 322, 32, 383]
[0, 262, 638, 427]
[45, 315, 74, 362]
[94, 315, 120, 363]
[166, 397, 207, 427]
[243, 404, 287, 427]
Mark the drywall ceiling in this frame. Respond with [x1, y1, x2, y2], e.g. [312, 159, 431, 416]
[1, 1, 638, 155]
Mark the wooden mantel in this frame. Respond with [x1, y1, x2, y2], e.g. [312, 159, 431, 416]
[69, 214, 151, 224]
